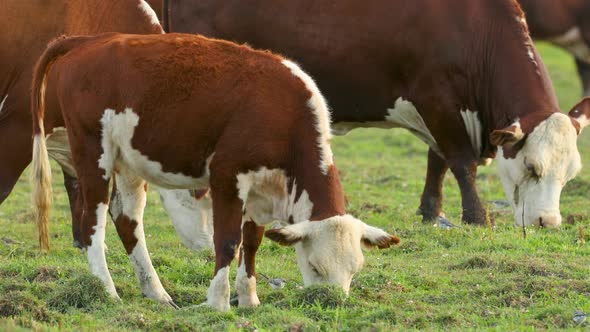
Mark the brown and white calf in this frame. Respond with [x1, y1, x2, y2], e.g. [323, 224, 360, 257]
[518, 0, 590, 96]
[163, 0, 588, 228]
[30, 33, 399, 311]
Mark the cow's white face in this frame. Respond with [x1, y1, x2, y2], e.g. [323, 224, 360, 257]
[265, 215, 399, 293]
[495, 113, 582, 227]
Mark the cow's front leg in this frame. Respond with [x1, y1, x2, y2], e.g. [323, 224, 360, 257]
[448, 158, 490, 226]
[158, 188, 214, 251]
[207, 189, 243, 312]
[63, 171, 84, 248]
[417, 148, 449, 224]
[111, 171, 178, 309]
[235, 221, 264, 308]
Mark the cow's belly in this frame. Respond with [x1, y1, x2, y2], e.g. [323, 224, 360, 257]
[116, 152, 210, 190]
[331, 97, 443, 156]
[46, 127, 77, 176]
[549, 27, 590, 63]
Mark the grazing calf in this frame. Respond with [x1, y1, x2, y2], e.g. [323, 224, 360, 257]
[163, 0, 586, 228]
[30, 33, 399, 311]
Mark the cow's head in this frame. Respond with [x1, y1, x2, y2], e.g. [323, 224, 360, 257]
[265, 215, 399, 293]
[493, 102, 588, 228]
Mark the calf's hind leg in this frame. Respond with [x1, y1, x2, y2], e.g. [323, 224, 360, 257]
[77, 171, 119, 299]
[111, 169, 178, 309]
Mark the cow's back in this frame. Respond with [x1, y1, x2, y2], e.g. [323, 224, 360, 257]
[53, 33, 303, 180]
[167, 0, 541, 123]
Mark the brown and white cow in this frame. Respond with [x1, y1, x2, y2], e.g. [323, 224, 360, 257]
[162, 0, 587, 228]
[0, 0, 213, 252]
[518, 0, 590, 96]
[30, 33, 399, 311]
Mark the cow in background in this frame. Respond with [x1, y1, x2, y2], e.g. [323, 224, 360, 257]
[0, 0, 212, 251]
[30, 33, 399, 311]
[519, 0, 590, 97]
[162, 0, 588, 229]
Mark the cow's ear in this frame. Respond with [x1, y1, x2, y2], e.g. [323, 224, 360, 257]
[490, 123, 524, 146]
[568, 97, 590, 134]
[361, 223, 400, 249]
[265, 222, 312, 246]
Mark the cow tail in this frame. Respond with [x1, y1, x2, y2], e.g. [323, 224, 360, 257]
[30, 35, 98, 253]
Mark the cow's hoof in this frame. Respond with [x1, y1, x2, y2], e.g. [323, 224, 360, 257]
[434, 216, 455, 229]
[72, 240, 83, 249]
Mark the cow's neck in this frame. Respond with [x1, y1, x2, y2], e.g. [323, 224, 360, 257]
[477, 4, 559, 139]
[288, 126, 346, 222]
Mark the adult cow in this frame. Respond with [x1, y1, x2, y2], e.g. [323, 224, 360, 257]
[0, 0, 212, 252]
[30, 33, 400, 311]
[162, 0, 588, 228]
[518, 0, 590, 97]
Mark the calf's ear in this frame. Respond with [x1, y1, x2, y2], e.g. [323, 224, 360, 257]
[490, 123, 524, 146]
[568, 97, 590, 134]
[265, 221, 313, 246]
[361, 224, 400, 249]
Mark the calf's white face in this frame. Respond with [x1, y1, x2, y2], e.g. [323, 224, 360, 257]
[494, 113, 582, 227]
[265, 215, 399, 293]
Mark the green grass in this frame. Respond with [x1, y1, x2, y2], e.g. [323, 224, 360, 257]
[2, 43, 590, 331]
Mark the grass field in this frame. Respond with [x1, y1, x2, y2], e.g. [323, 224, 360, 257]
[1, 43, 590, 331]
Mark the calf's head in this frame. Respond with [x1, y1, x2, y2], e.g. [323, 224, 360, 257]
[265, 215, 399, 293]
[493, 101, 589, 227]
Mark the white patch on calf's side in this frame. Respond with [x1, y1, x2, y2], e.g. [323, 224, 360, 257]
[87, 203, 119, 299]
[550, 27, 590, 63]
[98, 108, 207, 188]
[207, 267, 231, 311]
[281, 60, 334, 174]
[235, 256, 260, 307]
[236, 168, 313, 226]
[138, 0, 161, 27]
[460, 110, 483, 159]
[158, 188, 214, 250]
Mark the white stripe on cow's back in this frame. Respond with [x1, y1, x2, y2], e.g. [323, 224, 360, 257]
[138, 0, 161, 27]
[0, 94, 7, 114]
[281, 60, 334, 174]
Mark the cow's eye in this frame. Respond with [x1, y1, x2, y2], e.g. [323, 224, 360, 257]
[524, 158, 540, 181]
[309, 263, 321, 276]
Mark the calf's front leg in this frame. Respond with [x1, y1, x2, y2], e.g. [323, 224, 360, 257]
[207, 189, 243, 311]
[235, 221, 264, 308]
